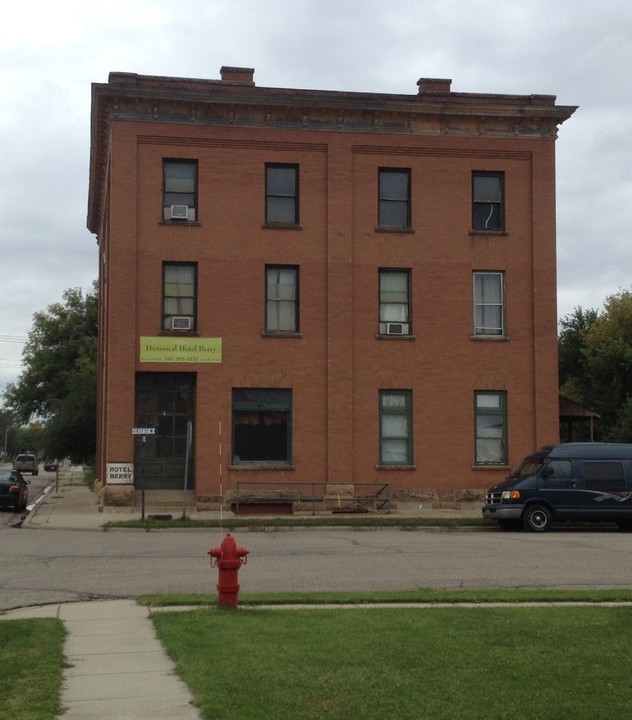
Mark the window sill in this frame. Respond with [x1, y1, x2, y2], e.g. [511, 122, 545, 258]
[469, 230, 508, 237]
[374, 226, 415, 234]
[159, 220, 201, 227]
[158, 330, 200, 337]
[470, 335, 510, 342]
[261, 331, 303, 339]
[376, 333, 416, 341]
[261, 223, 303, 230]
[228, 464, 295, 471]
[376, 464, 416, 471]
[472, 464, 511, 471]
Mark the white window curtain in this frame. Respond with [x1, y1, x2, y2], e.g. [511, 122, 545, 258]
[267, 267, 297, 331]
[474, 272, 503, 335]
[164, 265, 194, 319]
[380, 271, 409, 322]
[382, 415, 409, 464]
[476, 415, 504, 463]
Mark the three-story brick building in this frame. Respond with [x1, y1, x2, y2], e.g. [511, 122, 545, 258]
[87, 67, 575, 508]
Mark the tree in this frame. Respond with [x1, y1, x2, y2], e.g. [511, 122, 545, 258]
[558, 306, 599, 398]
[2, 283, 98, 463]
[559, 290, 632, 442]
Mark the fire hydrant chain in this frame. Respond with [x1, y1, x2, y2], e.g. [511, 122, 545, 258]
[208, 533, 249, 608]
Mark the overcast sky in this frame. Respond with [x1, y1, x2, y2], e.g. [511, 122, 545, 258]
[1, 0, 630, 392]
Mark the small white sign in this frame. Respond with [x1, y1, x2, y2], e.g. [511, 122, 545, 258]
[107, 463, 134, 485]
[131, 427, 156, 435]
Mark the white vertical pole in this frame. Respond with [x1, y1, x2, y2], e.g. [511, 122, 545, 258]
[219, 420, 223, 530]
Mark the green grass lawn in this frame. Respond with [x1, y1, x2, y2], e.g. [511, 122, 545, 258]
[4, 593, 632, 720]
[0, 619, 66, 720]
[152, 604, 632, 720]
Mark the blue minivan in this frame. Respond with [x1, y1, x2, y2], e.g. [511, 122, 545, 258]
[482, 443, 632, 532]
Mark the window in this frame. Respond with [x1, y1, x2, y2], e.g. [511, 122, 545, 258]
[378, 168, 411, 229]
[379, 269, 410, 335]
[266, 266, 299, 333]
[472, 172, 504, 231]
[473, 271, 504, 337]
[583, 461, 626, 492]
[163, 263, 197, 331]
[163, 160, 197, 221]
[379, 390, 413, 465]
[475, 391, 507, 465]
[265, 164, 299, 225]
[232, 389, 292, 464]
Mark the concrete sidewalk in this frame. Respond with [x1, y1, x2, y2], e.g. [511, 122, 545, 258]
[25, 466, 483, 532]
[3, 599, 202, 719]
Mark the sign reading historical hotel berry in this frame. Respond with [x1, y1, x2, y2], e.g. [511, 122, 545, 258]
[139, 337, 222, 363]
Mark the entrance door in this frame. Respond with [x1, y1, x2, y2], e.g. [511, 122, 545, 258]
[134, 372, 196, 490]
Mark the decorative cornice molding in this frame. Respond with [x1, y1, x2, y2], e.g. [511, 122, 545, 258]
[88, 73, 576, 233]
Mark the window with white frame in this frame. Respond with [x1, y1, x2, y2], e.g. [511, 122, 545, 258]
[163, 160, 197, 221]
[473, 271, 504, 337]
[266, 265, 299, 333]
[474, 391, 507, 465]
[163, 263, 196, 331]
[379, 390, 413, 465]
[379, 269, 410, 335]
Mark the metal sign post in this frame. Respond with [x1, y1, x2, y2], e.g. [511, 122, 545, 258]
[132, 428, 156, 520]
[182, 421, 193, 519]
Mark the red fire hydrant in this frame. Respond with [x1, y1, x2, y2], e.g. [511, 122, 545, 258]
[208, 533, 249, 608]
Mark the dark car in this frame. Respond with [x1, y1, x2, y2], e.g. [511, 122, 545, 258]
[44, 459, 59, 472]
[0, 468, 30, 512]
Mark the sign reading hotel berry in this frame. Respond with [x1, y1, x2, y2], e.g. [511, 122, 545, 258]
[140, 337, 222, 363]
[107, 463, 134, 485]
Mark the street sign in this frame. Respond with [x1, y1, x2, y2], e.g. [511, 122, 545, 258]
[131, 427, 156, 435]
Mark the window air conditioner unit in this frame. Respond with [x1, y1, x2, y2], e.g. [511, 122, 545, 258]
[170, 204, 189, 220]
[385, 322, 406, 335]
[170, 316, 192, 331]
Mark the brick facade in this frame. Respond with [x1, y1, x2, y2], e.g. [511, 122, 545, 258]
[88, 68, 575, 507]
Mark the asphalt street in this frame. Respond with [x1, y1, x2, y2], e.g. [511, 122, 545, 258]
[1, 525, 631, 610]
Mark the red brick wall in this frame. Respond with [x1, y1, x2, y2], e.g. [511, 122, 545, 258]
[96, 112, 561, 500]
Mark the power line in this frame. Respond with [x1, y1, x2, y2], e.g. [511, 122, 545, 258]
[0, 335, 27, 344]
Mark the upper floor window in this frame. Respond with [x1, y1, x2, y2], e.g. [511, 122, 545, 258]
[378, 168, 411, 229]
[474, 391, 507, 465]
[379, 269, 411, 336]
[379, 390, 413, 466]
[163, 263, 197, 331]
[163, 160, 197, 221]
[266, 265, 299, 334]
[472, 172, 504, 231]
[473, 271, 504, 337]
[265, 164, 299, 225]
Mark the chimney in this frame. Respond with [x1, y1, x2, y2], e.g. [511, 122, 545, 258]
[417, 77, 452, 95]
[220, 66, 255, 85]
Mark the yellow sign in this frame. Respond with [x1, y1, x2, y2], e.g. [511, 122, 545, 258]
[140, 337, 222, 364]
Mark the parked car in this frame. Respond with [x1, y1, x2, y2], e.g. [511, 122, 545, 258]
[44, 459, 59, 472]
[13, 453, 38, 476]
[482, 442, 632, 532]
[0, 468, 30, 512]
